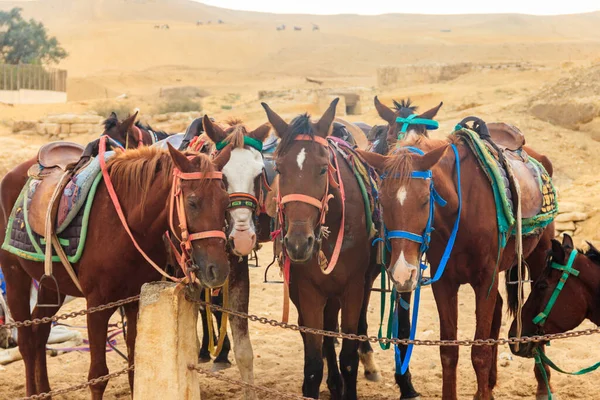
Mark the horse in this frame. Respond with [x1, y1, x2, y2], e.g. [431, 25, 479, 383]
[135, 121, 171, 144]
[510, 234, 600, 359]
[357, 124, 556, 399]
[372, 96, 557, 398]
[193, 116, 273, 398]
[0, 143, 232, 398]
[262, 98, 381, 399]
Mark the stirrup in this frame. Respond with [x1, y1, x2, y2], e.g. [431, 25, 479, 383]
[36, 274, 61, 308]
[263, 254, 283, 284]
[248, 250, 260, 268]
[507, 260, 533, 285]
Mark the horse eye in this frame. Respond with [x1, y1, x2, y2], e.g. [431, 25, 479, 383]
[187, 198, 199, 209]
[536, 280, 548, 291]
[320, 166, 327, 175]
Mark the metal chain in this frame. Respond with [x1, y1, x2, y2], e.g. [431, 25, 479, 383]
[1, 295, 140, 330]
[189, 296, 600, 346]
[21, 365, 134, 400]
[189, 364, 311, 400]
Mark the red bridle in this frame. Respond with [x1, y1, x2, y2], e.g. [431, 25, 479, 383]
[98, 136, 226, 284]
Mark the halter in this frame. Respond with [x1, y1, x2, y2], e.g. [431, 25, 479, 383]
[125, 125, 145, 149]
[396, 115, 439, 140]
[376, 143, 462, 374]
[533, 249, 579, 326]
[98, 135, 226, 285]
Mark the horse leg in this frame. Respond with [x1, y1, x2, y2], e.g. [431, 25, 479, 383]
[2, 261, 37, 395]
[339, 283, 364, 400]
[488, 293, 503, 391]
[212, 291, 232, 369]
[198, 305, 211, 362]
[86, 307, 115, 400]
[395, 292, 421, 400]
[432, 282, 460, 400]
[297, 285, 326, 399]
[534, 348, 554, 400]
[358, 261, 381, 382]
[471, 277, 499, 400]
[31, 288, 66, 394]
[123, 302, 138, 392]
[228, 256, 256, 400]
[323, 299, 342, 400]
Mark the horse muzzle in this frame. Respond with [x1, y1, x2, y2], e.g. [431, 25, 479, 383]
[191, 251, 230, 289]
[389, 252, 419, 293]
[283, 231, 315, 263]
[229, 229, 256, 257]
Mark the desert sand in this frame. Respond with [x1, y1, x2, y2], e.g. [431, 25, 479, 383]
[0, 0, 599, 399]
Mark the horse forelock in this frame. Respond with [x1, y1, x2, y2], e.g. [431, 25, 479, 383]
[392, 98, 418, 118]
[276, 114, 314, 156]
[382, 151, 414, 189]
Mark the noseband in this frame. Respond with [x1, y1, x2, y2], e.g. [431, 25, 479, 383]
[533, 249, 579, 326]
[98, 135, 226, 285]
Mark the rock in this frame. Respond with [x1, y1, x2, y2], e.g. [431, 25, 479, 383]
[153, 114, 169, 123]
[530, 98, 600, 129]
[14, 129, 37, 135]
[559, 230, 575, 238]
[555, 211, 588, 223]
[36, 123, 60, 135]
[558, 202, 586, 213]
[45, 113, 102, 124]
[499, 352, 513, 361]
[12, 120, 37, 133]
[555, 221, 576, 231]
[58, 133, 68, 139]
[70, 124, 96, 134]
[60, 124, 70, 134]
[500, 360, 511, 367]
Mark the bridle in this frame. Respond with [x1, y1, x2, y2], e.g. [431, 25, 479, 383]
[375, 143, 461, 375]
[395, 114, 439, 141]
[533, 249, 579, 326]
[275, 135, 345, 276]
[98, 135, 227, 285]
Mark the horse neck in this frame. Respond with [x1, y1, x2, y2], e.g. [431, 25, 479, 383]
[579, 261, 600, 325]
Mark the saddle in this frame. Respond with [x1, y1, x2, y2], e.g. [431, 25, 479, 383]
[38, 142, 85, 171]
[456, 117, 556, 226]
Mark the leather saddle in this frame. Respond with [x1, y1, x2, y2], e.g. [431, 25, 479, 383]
[458, 118, 544, 220]
[27, 142, 85, 236]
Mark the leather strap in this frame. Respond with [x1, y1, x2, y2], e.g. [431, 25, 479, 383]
[280, 194, 323, 210]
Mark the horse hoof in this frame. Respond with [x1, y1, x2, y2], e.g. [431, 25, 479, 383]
[212, 361, 232, 371]
[198, 355, 211, 363]
[536, 395, 557, 400]
[364, 370, 381, 382]
[401, 396, 421, 400]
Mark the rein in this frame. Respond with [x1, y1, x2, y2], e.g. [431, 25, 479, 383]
[376, 144, 462, 374]
[274, 135, 346, 322]
[98, 136, 226, 284]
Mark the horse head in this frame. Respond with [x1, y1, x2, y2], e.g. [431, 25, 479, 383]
[262, 98, 339, 263]
[203, 115, 271, 257]
[101, 110, 146, 148]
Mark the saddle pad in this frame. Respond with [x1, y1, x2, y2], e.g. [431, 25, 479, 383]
[153, 133, 184, 150]
[1, 152, 114, 263]
[328, 136, 381, 238]
[455, 128, 557, 239]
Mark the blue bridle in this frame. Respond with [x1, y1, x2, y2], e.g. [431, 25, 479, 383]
[376, 144, 462, 374]
[396, 114, 439, 140]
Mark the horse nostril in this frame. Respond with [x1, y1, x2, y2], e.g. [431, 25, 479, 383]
[307, 235, 314, 248]
[207, 264, 217, 282]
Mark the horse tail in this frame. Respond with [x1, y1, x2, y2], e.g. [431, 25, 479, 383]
[505, 267, 519, 316]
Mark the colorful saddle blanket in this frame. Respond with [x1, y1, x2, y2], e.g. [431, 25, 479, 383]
[1, 152, 114, 263]
[454, 127, 557, 241]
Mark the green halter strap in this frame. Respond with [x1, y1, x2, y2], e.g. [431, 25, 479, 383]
[533, 249, 580, 325]
[215, 136, 263, 152]
[395, 114, 439, 140]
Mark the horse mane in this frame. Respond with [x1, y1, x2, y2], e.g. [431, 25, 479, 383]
[103, 115, 119, 131]
[276, 113, 314, 156]
[583, 242, 600, 266]
[220, 119, 249, 149]
[106, 147, 213, 210]
[393, 98, 418, 118]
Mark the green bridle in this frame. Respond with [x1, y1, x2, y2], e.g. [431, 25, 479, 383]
[533, 249, 579, 325]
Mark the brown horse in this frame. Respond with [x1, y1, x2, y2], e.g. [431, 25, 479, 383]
[262, 98, 380, 399]
[372, 97, 557, 398]
[0, 144, 232, 398]
[358, 132, 555, 399]
[510, 234, 600, 356]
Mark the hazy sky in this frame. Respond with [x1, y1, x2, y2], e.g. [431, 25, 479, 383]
[198, 0, 599, 16]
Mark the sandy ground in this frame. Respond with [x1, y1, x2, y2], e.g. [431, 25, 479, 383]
[0, 0, 599, 398]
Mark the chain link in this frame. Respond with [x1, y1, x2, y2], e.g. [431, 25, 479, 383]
[189, 296, 600, 346]
[189, 364, 311, 400]
[20, 365, 134, 400]
[1, 295, 140, 330]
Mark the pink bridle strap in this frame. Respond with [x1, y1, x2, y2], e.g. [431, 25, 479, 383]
[188, 231, 227, 241]
[280, 194, 324, 210]
[133, 125, 144, 148]
[175, 170, 223, 180]
[294, 135, 328, 147]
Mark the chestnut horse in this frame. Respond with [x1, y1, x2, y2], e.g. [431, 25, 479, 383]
[262, 98, 380, 399]
[0, 144, 232, 399]
[372, 96, 557, 398]
[358, 134, 554, 399]
[510, 234, 600, 393]
[198, 116, 273, 398]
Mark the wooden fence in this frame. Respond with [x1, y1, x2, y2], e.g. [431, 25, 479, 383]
[0, 64, 67, 92]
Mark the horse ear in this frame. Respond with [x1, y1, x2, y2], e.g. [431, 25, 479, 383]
[356, 149, 387, 172]
[249, 123, 271, 142]
[419, 102, 443, 120]
[109, 111, 118, 119]
[413, 144, 448, 171]
[316, 98, 339, 137]
[119, 111, 138, 135]
[212, 144, 232, 171]
[551, 238, 566, 264]
[167, 142, 193, 173]
[203, 115, 227, 143]
[374, 96, 396, 125]
[561, 233, 574, 251]
[261, 102, 288, 137]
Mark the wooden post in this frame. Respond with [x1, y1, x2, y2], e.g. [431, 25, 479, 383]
[133, 282, 201, 400]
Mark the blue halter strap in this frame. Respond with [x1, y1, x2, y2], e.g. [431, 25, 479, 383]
[396, 115, 439, 140]
[377, 144, 462, 374]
